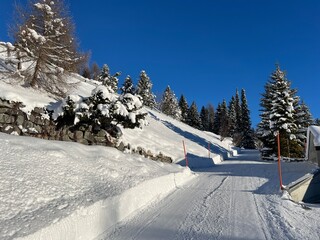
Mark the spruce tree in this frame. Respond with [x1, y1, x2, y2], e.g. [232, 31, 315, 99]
[97, 64, 120, 92]
[295, 100, 313, 146]
[219, 100, 230, 139]
[258, 65, 303, 157]
[187, 101, 201, 129]
[235, 89, 242, 133]
[136, 70, 156, 108]
[121, 75, 135, 94]
[179, 94, 189, 123]
[207, 103, 215, 133]
[228, 96, 237, 137]
[13, 0, 86, 96]
[160, 85, 181, 119]
[240, 89, 255, 149]
[257, 78, 274, 149]
[200, 106, 210, 131]
[213, 103, 222, 135]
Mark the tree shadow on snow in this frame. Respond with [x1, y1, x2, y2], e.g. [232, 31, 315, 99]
[176, 153, 215, 169]
[191, 150, 315, 196]
[148, 112, 230, 159]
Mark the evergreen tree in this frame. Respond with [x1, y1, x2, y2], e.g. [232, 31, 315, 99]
[228, 96, 237, 137]
[213, 103, 222, 135]
[120, 75, 135, 94]
[97, 64, 120, 92]
[207, 103, 215, 133]
[160, 85, 181, 119]
[136, 70, 156, 108]
[240, 89, 255, 149]
[219, 99, 230, 139]
[295, 100, 313, 145]
[187, 101, 201, 129]
[257, 77, 274, 149]
[13, 0, 87, 96]
[200, 106, 210, 131]
[235, 89, 242, 133]
[258, 65, 303, 157]
[179, 94, 189, 123]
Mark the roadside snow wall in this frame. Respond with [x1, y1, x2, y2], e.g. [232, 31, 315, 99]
[306, 125, 320, 167]
[17, 169, 196, 240]
[288, 126, 320, 203]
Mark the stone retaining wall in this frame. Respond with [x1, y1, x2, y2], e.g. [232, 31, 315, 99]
[0, 98, 172, 163]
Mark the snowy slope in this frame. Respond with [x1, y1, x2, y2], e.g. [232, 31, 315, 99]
[0, 64, 235, 239]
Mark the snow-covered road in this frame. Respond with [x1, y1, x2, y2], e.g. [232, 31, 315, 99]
[102, 150, 320, 240]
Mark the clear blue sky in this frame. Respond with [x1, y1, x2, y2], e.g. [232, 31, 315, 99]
[1, 0, 320, 127]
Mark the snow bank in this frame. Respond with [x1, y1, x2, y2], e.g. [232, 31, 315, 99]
[16, 169, 195, 240]
[0, 133, 195, 240]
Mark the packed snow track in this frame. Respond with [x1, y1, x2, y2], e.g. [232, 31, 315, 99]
[100, 150, 320, 240]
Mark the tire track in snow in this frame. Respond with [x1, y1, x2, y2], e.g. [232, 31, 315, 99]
[174, 175, 229, 239]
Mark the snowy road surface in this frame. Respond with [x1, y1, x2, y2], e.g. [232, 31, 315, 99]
[101, 150, 320, 240]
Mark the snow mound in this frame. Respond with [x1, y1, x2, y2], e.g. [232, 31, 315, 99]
[0, 133, 195, 240]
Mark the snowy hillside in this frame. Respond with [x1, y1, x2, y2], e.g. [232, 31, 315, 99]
[0, 63, 235, 239]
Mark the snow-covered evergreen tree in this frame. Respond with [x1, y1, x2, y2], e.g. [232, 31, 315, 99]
[235, 89, 242, 133]
[13, 0, 86, 96]
[136, 70, 156, 108]
[258, 65, 303, 157]
[257, 78, 274, 149]
[187, 101, 201, 129]
[295, 100, 313, 145]
[179, 94, 189, 123]
[240, 89, 255, 149]
[97, 64, 120, 92]
[120, 75, 135, 94]
[57, 85, 147, 132]
[228, 96, 236, 137]
[160, 86, 181, 119]
[200, 106, 209, 131]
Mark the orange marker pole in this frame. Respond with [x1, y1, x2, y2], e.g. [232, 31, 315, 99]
[277, 132, 284, 190]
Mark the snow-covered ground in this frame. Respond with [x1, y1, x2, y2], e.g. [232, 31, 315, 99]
[102, 150, 320, 240]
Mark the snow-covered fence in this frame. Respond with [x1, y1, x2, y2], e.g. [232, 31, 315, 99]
[306, 126, 320, 167]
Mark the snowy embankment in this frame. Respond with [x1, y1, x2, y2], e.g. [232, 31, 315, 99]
[0, 133, 196, 240]
[0, 70, 234, 239]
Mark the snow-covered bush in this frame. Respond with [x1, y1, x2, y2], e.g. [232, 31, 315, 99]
[56, 85, 147, 136]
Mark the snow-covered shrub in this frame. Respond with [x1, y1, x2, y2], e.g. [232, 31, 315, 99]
[56, 85, 147, 137]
